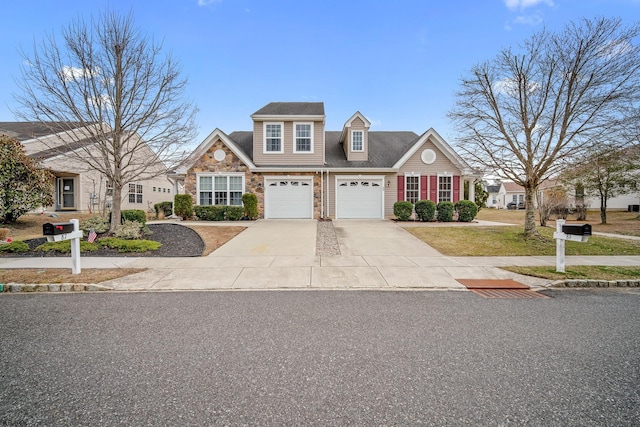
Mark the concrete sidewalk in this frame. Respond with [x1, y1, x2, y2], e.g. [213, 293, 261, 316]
[3, 218, 640, 292]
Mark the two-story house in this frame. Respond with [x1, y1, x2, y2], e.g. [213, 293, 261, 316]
[0, 122, 174, 214]
[174, 102, 479, 219]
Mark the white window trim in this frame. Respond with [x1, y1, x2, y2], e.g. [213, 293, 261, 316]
[437, 173, 453, 202]
[351, 130, 364, 152]
[196, 172, 245, 206]
[293, 122, 314, 154]
[263, 122, 284, 154]
[404, 173, 420, 203]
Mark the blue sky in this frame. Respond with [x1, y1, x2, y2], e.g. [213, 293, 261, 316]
[1, 0, 639, 148]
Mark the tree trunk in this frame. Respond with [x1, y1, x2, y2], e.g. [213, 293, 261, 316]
[600, 197, 607, 224]
[524, 186, 537, 236]
[110, 184, 122, 233]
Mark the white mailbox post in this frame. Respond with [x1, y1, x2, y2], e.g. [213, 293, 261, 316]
[43, 219, 83, 274]
[552, 219, 591, 273]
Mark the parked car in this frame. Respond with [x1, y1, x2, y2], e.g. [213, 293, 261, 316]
[507, 201, 526, 210]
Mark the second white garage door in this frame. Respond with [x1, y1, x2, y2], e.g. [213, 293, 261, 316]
[336, 177, 384, 219]
[264, 177, 313, 219]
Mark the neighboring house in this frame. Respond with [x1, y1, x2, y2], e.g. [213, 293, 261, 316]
[485, 184, 502, 209]
[496, 182, 526, 209]
[172, 102, 480, 219]
[0, 122, 173, 214]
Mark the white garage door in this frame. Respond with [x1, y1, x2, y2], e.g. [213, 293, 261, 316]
[336, 178, 384, 219]
[265, 178, 313, 219]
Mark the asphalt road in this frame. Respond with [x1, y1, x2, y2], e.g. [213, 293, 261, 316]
[1, 289, 639, 426]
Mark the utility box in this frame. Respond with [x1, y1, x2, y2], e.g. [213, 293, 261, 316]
[43, 222, 75, 235]
[562, 224, 592, 236]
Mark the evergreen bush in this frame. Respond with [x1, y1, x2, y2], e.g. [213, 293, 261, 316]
[174, 194, 193, 219]
[154, 201, 173, 218]
[436, 201, 455, 222]
[394, 201, 413, 221]
[121, 209, 146, 226]
[242, 193, 259, 220]
[414, 200, 436, 222]
[455, 200, 478, 222]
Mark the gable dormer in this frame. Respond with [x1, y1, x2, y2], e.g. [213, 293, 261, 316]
[250, 102, 325, 166]
[340, 111, 371, 162]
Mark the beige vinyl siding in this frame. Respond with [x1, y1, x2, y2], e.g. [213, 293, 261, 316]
[398, 139, 459, 175]
[344, 117, 368, 162]
[252, 120, 325, 166]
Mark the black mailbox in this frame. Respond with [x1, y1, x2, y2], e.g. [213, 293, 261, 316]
[43, 222, 74, 236]
[562, 224, 592, 236]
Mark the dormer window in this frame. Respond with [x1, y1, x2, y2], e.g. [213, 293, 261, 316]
[294, 123, 313, 153]
[264, 122, 283, 153]
[352, 130, 364, 152]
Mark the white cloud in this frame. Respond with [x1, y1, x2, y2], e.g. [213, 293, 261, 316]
[513, 13, 543, 26]
[60, 66, 99, 82]
[598, 39, 633, 60]
[89, 94, 113, 111]
[198, 0, 223, 6]
[504, 0, 554, 10]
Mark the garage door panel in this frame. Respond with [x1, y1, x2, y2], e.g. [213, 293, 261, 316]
[336, 179, 383, 219]
[266, 179, 312, 219]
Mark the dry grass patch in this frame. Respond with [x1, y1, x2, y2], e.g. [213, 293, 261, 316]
[503, 265, 640, 281]
[2, 212, 96, 241]
[0, 268, 146, 284]
[184, 225, 246, 256]
[477, 209, 640, 236]
[405, 225, 640, 256]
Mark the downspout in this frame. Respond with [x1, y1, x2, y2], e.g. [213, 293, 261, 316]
[320, 169, 324, 218]
[326, 169, 330, 219]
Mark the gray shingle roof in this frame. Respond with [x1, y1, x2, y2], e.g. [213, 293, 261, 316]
[0, 122, 85, 141]
[486, 185, 501, 193]
[252, 102, 325, 116]
[227, 130, 420, 168]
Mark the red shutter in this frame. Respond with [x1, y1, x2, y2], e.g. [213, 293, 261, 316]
[397, 176, 405, 201]
[430, 176, 437, 201]
[453, 176, 460, 202]
[420, 176, 428, 201]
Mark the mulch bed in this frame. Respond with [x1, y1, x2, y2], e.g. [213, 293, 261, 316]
[1, 223, 205, 257]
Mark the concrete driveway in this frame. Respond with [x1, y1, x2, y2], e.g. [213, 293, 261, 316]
[333, 220, 442, 257]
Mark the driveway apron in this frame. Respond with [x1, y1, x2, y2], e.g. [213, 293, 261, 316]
[332, 220, 442, 257]
[211, 219, 317, 257]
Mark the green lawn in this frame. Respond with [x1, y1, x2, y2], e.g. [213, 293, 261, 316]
[405, 225, 640, 256]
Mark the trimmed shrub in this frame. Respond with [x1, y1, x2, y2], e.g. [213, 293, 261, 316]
[80, 216, 110, 234]
[225, 206, 244, 221]
[121, 209, 146, 226]
[35, 240, 99, 253]
[455, 200, 478, 222]
[154, 201, 173, 218]
[99, 238, 161, 253]
[394, 201, 413, 221]
[0, 241, 29, 253]
[436, 201, 455, 222]
[415, 200, 436, 222]
[194, 205, 244, 221]
[114, 220, 148, 240]
[242, 193, 259, 220]
[174, 194, 193, 219]
[194, 205, 225, 221]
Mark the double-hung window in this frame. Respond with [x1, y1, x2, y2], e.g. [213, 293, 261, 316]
[352, 130, 363, 152]
[294, 123, 313, 153]
[405, 176, 419, 204]
[128, 183, 143, 204]
[198, 175, 244, 206]
[264, 123, 283, 153]
[438, 176, 452, 202]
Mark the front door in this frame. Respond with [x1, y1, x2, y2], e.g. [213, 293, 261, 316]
[57, 177, 76, 210]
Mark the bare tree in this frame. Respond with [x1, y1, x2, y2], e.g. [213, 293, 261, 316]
[563, 146, 640, 224]
[449, 17, 640, 236]
[14, 9, 197, 232]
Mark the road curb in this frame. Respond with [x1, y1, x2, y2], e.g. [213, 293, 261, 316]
[550, 279, 640, 288]
[1, 283, 114, 293]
